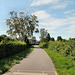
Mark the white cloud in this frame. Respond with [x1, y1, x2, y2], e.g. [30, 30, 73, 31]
[67, 25, 75, 33]
[50, 16, 75, 33]
[31, 0, 70, 9]
[51, 2, 68, 9]
[32, 10, 51, 20]
[61, 17, 75, 33]
[61, 25, 75, 34]
[32, 10, 75, 33]
[31, 0, 59, 6]
[64, 10, 75, 16]
[51, 0, 71, 9]
[64, 10, 75, 14]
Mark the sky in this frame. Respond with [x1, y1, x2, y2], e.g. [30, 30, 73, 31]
[0, 0, 75, 40]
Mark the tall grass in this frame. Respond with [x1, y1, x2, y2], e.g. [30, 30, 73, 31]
[39, 40, 75, 75]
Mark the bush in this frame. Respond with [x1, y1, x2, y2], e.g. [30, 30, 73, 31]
[0, 36, 4, 42]
[39, 40, 75, 75]
[39, 42, 48, 48]
[0, 41, 27, 59]
[39, 40, 75, 59]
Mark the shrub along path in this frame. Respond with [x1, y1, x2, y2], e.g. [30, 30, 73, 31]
[3, 45, 57, 75]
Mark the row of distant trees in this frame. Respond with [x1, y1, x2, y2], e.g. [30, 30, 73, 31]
[2, 11, 74, 44]
[40, 28, 55, 42]
[40, 28, 75, 42]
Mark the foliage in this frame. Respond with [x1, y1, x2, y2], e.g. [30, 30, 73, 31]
[0, 35, 7, 37]
[40, 28, 50, 42]
[39, 40, 75, 75]
[57, 36, 62, 41]
[44, 48, 75, 75]
[47, 40, 75, 57]
[69, 38, 75, 40]
[0, 35, 12, 42]
[0, 35, 7, 42]
[0, 40, 27, 59]
[0, 36, 4, 42]
[39, 42, 48, 48]
[0, 46, 33, 74]
[40, 28, 48, 39]
[4, 37, 12, 42]
[50, 37, 55, 41]
[32, 36, 36, 40]
[6, 11, 39, 41]
[62, 39, 67, 42]
[0, 34, 32, 74]
[46, 33, 50, 42]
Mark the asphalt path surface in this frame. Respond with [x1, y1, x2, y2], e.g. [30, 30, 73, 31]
[3, 45, 57, 75]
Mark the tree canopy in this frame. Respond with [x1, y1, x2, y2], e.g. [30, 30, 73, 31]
[40, 28, 51, 42]
[57, 36, 62, 41]
[6, 11, 39, 41]
[46, 33, 50, 42]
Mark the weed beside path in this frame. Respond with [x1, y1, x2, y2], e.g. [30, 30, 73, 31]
[39, 41, 75, 75]
[40, 47, 75, 75]
[0, 46, 33, 74]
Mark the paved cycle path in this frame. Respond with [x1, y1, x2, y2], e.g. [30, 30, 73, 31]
[4, 45, 57, 75]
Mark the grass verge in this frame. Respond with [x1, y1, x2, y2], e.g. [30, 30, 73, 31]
[0, 46, 33, 75]
[39, 46, 75, 75]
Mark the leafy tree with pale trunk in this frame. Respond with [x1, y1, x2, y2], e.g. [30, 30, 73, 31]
[6, 11, 39, 42]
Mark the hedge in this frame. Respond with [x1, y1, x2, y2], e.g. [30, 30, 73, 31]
[0, 41, 27, 59]
[39, 40, 75, 59]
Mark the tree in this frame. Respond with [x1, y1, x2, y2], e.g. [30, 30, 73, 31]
[0, 35, 7, 37]
[69, 38, 71, 40]
[0, 35, 12, 42]
[32, 36, 36, 40]
[0, 36, 4, 42]
[62, 39, 66, 42]
[4, 37, 12, 42]
[57, 36, 62, 41]
[46, 33, 50, 42]
[50, 37, 55, 41]
[0, 35, 7, 42]
[6, 11, 39, 42]
[31, 36, 36, 44]
[40, 28, 48, 42]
